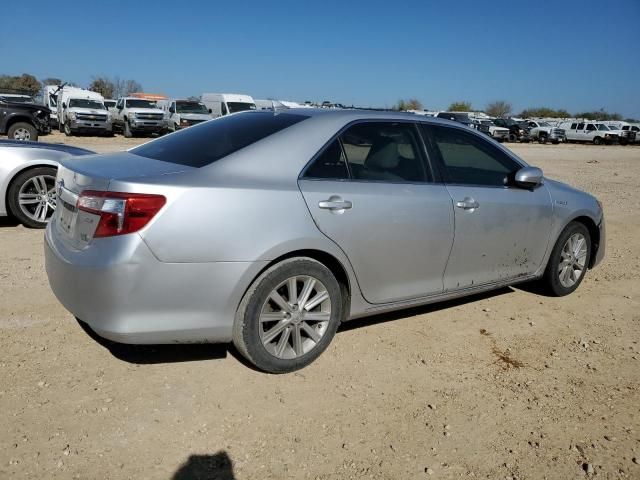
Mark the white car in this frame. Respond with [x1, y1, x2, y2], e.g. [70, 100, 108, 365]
[526, 120, 566, 144]
[0, 140, 93, 227]
[159, 99, 212, 131]
[200, 93, 256, 118]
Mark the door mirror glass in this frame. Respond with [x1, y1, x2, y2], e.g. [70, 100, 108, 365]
[514, 166, 543, 189]
[62, 102, 67, 108]
[169, 106, 175, 113]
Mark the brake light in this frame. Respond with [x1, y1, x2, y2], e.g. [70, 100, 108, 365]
[77, 190, 166, 237]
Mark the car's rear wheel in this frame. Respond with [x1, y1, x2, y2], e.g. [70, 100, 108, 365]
[593, 137, 603, 145]
[233, 257, 344, 373]
[8, 122, 38, 141]
[64, 122, 73, 137]
[542, 222, 591, 296]
[538, 134, 547, 144]
[7, 167, 57, 228]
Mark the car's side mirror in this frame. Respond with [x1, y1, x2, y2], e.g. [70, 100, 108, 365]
[208, 108, 212, 114]
[117, 105, 123, 110]
[514, 166, 544, 189]
[169, 107, 175, 113]
[62, 102, 67, 108]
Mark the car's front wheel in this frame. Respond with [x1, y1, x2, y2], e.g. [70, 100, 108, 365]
[233, 257, 344, 373]
[542, 222, 591, 296]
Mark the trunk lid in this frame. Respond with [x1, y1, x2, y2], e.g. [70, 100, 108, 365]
[54, 152, 191, 248]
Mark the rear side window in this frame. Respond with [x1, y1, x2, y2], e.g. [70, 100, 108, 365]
[131, 112, 309, 167]
[304, 140, 349, 180]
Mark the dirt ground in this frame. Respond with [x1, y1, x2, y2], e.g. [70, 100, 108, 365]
[1, 132, 639, 480]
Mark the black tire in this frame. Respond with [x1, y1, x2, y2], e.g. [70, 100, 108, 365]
[542, 222, 591, 297]
[552, 140, 559, 144]
[593, 137, 602, 145]
[233, 257, 345, 373]
[7, 166, 58, 228]
[508, 133, 517, 143]
[619, 138, 628, 146]
[7, 122, 38, 141]
[64, 122, 73, 137]
[124, 120, 133, 138]
[538, 134, 547, 144]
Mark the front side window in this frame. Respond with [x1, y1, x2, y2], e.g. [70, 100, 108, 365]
[426, 125, 519, 187]
[570, 123, 577, 129]
[577, 123, 585, 130]
[586, 124, 596, 131]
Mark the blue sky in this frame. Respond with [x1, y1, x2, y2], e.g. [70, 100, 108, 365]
[2, 0, 639, 117]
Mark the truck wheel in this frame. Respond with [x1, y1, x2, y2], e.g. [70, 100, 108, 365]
[508, 133, 517, 143]
[538, 134, 547, 144]
[593, 137, 602, 145]
[63, 122, 73, 137]
[8, 122, 38, 141]
[124, 121, 133, 138]
[620, 138, 628, 146]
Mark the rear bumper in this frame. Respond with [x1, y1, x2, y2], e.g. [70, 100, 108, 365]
[44, 220, 267, 344]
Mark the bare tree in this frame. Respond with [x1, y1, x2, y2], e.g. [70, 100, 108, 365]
[88, 76, 115, 98]
[41, 77, 62, 86]
[485, 100, 512, 118]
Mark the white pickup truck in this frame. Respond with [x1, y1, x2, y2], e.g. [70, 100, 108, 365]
[525, 120, 566, 144]
[112, 97, 166, 137]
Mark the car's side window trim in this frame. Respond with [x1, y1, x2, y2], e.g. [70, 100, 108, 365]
[299, 118, 437, 184]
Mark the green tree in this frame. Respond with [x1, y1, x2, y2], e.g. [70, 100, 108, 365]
[89, 76, 116, 98]
[485, 100, 512, 118]
[0, 74, 41, 95]
[519, 107, 571, 118]
[41, 77, 62, 86]
[395, 98, 423, 111]
[448, 101, 472, 112]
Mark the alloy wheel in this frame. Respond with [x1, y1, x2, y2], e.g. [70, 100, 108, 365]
[13, 127, 31, 140]
[18, 174, 57, 223]
[558, 233, 588, 288]
[259, 275, 331, 359]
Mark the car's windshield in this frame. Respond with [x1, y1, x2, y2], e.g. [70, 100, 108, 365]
[596, 124, 610, 131]
[0, 95, 35, 104]
[538, 121, 551, 127]
[103, 100, 116, 108]
[68, 99, 105, 110]
[480, 120, 494, 126]
[126, 99, 157, 109]
[176, 101, 209, 114]
[131, 112, 309, 168]
[227, 102, 257, 113]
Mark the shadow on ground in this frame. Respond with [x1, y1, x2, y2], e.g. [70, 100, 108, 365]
[0, 216, 20, 228]
[172, 451, 235, 480]
[78, 286, 520, 367]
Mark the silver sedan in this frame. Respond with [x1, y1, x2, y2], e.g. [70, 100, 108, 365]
[0, 140, 93, 228]
[45, 110, 605, 373]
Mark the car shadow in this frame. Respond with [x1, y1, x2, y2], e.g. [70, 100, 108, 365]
[0, 216, 20, 228]
[339, 287, 515, 333]
[172, 451, 235, 480]
[77, 319, 229, 365]
[77, 287, 517, 368]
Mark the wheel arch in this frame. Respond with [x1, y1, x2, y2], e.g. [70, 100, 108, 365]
[5, 115, 35, 131]
[240, 249, 353, 316]
[570, 215, 600, 268]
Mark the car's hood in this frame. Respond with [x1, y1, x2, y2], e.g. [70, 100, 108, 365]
[178, 113, 211, 121]
[3, 102, 51, 114]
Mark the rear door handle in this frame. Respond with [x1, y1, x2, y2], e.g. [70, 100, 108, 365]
[455, 198, 479, 210]
[318, 198, 352, 210]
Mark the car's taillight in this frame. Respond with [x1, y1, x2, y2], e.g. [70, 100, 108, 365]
[77, 190, 166, 237]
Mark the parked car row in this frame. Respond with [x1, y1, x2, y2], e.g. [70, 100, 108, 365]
[434, 111, 638, 146]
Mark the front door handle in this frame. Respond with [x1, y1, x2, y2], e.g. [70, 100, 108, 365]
[455, 197, 479, 210]
[318, 197, 352, 211]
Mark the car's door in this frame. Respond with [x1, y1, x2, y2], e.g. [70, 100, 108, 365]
[585, 123, 597, 141]
[421, 124, 553, 291]
[298, 121, 454, 304]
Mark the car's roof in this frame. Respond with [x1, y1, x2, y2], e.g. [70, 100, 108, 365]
[281, 107, 457, 126]
[0, 139, 94, 156]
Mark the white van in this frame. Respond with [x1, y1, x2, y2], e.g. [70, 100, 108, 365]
[200, 93, 256, 118]
[159, 99, 212, 131]
[57, 88, 112, 136]
[558, 121, 629, 145]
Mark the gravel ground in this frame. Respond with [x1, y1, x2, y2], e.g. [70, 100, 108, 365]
[1, 133, 639, 479]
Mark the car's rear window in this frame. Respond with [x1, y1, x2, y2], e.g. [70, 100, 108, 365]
[131, 112, 309, 167]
